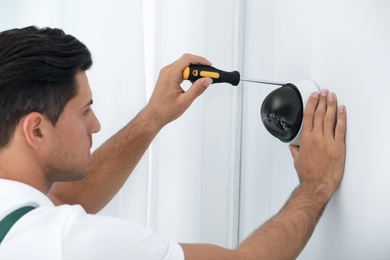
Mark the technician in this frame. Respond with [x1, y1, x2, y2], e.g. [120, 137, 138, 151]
[0, 26, 347, 259]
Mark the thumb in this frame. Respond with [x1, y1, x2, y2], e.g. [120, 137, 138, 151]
[289, 144, 299, 160]
[183, 77, 212, 105]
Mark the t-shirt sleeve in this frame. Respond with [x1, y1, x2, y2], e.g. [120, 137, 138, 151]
[61, 205, 184, 260]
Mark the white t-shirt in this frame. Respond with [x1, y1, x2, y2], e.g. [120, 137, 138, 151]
[0, 179, 184, 260]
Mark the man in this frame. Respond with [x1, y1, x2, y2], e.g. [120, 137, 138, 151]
[0, 26, 346, 259]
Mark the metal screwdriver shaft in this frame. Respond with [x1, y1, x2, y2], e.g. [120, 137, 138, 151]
[240, 78, 286, 86]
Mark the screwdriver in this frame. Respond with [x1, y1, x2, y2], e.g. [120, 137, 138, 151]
[182, 65, 287, 86]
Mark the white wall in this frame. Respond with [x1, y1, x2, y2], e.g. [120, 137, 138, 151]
[239, 0, 390, 259]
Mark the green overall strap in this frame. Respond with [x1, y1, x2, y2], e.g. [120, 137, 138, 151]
[0, 206, 36, 244]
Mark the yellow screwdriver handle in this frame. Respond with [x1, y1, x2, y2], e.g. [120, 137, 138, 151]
[183, 65, 240, 86]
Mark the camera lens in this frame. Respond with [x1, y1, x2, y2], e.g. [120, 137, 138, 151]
[260, 84, 303, 142]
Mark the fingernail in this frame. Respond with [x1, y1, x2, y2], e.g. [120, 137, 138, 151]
[339, 105, 345, 113]
[203, 78, 213, 88]
[328, 93, 334, 101]
[321, 89, 328, 96]
[311, 92, 320, 97]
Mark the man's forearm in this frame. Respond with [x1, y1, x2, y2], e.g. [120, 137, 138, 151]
[49, 107, 162, 213]
[236, 184, 331, 260]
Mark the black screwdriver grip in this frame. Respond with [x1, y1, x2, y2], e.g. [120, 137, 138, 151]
[183, 65, 240, 86]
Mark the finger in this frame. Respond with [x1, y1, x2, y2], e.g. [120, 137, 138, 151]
[176, 53, 212, 71]
[181, 77, 213, 106]
[289, 144, 299, 160]
[313, 89, 329, 133]
[324, 92, 337, 138]
[301, 92, 320, 132]
[335, 105, 347, 143]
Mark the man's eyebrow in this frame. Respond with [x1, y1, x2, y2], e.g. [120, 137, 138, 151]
[84, 99, 93, 107]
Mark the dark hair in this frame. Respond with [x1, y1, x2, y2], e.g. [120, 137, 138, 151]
[0, 26, 92, 147]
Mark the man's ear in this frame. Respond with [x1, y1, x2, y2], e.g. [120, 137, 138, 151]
[22, 112, 49, 149]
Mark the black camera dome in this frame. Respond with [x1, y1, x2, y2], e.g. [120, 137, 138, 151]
[260, 84, 303, 142]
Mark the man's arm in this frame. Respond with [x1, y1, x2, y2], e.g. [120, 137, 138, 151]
[181, 90, 347, 259]
[48, 54, 213, 213]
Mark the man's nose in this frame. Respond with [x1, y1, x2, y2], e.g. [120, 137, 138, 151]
[90, 109, 101, 134]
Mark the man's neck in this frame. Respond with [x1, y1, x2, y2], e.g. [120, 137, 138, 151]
[0, 149, 49, 195]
